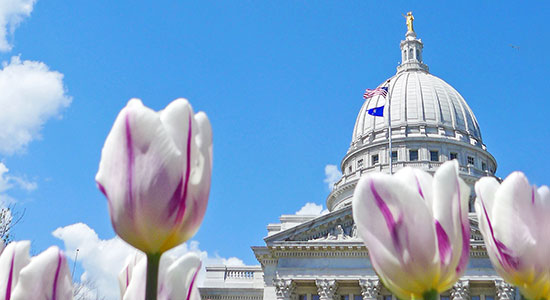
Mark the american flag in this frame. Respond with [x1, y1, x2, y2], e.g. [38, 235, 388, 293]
[363, 86, 388, 99]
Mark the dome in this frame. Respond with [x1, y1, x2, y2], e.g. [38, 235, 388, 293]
[326, 29, 497, 212]
[352, 71, 483, 147]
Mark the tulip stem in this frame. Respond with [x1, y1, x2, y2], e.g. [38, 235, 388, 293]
[146, 253, 162, 300]
[421, 290, 438, 300]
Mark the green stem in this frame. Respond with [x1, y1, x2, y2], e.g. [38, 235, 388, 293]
[422, 289, 439, 300]
[146, 253, 162, 300]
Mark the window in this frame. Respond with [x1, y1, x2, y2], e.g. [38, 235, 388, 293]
[353, 296, 362, 300]
[348, 165, 352, 174]
[299, 296, 307, 300]
[467, 156, 475, 166]
[357, 159, 363, 169]
[482, 162, 487, 171]
[312, 295, 320, 300]
[440, 297, 450, 300]
[471, 296, 480, 300]
[485, 297, 495, 300]
[371, 154, 379, 165]
[430, 150, 439, 162]
[409, 48, 413, 60]
[409, 149, 418, 161]
[392, 151, 398, 162]
[416, 49, 421, 61]
[341, 296, 349, 300]
[450, 152, 458, 160]
[384, 296, 392, 300]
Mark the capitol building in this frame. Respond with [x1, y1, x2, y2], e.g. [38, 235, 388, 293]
[200, 17, 517, 300]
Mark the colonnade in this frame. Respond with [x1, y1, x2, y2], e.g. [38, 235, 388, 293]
[273, 279, 516, 300]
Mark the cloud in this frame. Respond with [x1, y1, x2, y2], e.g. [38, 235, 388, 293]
[0, 0, 36, 52]
[53, 223, 245, 300]
[0, 162, 36, 204]
[0, 56, 71, 155]
[295, 202, 328, 216]
[323, 164, 342, 190]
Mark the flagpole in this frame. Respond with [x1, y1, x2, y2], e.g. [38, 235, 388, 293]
[387, 79, 393, 175]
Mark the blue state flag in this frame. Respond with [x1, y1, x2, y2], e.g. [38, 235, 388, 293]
[367, 105, 384, 117]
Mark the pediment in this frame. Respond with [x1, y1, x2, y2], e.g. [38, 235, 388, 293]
[264, 205, 487, 253]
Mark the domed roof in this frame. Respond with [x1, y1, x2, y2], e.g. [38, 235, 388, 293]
[352, 70, 482, 144]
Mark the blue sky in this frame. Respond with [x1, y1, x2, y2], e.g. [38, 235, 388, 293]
[0, 1, 548, 298]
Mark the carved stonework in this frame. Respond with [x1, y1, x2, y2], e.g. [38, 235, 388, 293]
[495, 280, 515, 300]
[309, 224, 360, 242]
[315, 279, 338, 300]
[451, 280, 469, 300]
[358, 278, 380, 300]
[274, 279, 296, 300]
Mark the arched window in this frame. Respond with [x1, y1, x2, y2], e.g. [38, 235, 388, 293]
[416, 49, 421, 61]
[409, 48, 414, 61]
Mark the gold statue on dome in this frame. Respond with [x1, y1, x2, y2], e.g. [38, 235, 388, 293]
[403, 11, 414, 32]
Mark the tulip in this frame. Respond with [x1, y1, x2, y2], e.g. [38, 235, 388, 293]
[96, 98, 212, 299]
[475, 172, 550, 299]
[119, 252, 201, 300]
[0, 241, 73, 300]
[352, 161, 470, 300]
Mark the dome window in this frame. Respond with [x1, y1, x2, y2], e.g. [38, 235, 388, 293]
[468, 156, 475, 166]
[357, 159, 364, 169]
[409, 149, 419, 161]
[450, 152, 458, 160]
[482, 162, 487, 171]
[391, 151, 398, 162]
[371, 154, 379, 165]
[430, 150, 439, 162]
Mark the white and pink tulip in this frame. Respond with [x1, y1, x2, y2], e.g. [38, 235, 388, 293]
[95, 98, 213, 255]
[0, 241, 73, 300]
[119, 252, 201, 300]
[352, 161, 470, 299]
[475, 172, 550, 299]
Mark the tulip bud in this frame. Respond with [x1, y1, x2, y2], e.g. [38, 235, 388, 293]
[96, 98, 213, 254]
[475, 172, 550, 299]
[352, 161, 470, 299]
[0, 242, 73, 300]
[120, 252, 201, 300]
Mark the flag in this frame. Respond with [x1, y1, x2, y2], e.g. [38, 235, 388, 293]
[367, 105, 384, 117]
[363, 86, 388, 99]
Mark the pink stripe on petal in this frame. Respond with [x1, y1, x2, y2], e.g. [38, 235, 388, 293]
[435, 220, 451, 265]
[52, 250, 63, 300]
[479, 194, 520, 270]
[186, 262, 201, 300]
[370, 179, 403, 253]
[124, 113, 135, 219]
[167, 113, 192, 224]
[5, 251, 15, 300]
[415, 175, 425, 200]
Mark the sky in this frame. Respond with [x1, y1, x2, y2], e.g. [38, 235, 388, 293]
[0, 1, 549, 299]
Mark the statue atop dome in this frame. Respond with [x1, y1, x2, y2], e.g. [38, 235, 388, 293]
[403, 11, 414, 32]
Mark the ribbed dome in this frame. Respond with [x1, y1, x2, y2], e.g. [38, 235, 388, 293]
[352, 70, 482, 146]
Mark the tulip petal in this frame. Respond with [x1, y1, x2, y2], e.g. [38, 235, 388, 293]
[11, 246, 72, 300]
[353, 173, 438, 292]
[492, 173, 537, 269]
[161, 253, 202, 300]
[0, 241, 30, 299]
[431, 161, 470, 287]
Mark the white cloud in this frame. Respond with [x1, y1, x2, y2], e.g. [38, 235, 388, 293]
[0, 0, 36, 52]
[0, 162, 36, 204]
[323, 164, 342, 190]
[0, 56, 71, 155]
[53, 223, 245, 300]
[295, 202, 328, 216]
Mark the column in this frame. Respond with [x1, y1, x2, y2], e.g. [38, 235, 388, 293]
[495, 280, 515, 300]
[274, 278, 296, 300]
[450, 280, 469, 300]
[316, 279, 338, 300]
[359, 278, 380, 300]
